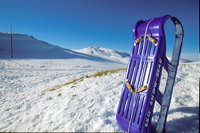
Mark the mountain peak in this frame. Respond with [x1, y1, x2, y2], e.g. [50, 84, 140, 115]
[74, 46, 129, 63]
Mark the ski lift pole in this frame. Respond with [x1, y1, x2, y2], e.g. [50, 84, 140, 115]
[10, 24, 13, 58]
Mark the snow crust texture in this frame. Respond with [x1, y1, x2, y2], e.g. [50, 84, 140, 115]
[0, 59, 199, 132]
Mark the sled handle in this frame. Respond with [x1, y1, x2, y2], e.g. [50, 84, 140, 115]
[134, 35, 158, 46]
[125, 80, 147, 93]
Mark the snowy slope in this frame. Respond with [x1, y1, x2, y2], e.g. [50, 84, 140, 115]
[0, 59, 199, 132]
[0, 33, 114, 62]
[75, 47, 196, 64]
[167, 56, 193, 63]
[176, 53, 200, 62]
[74, 46, 129, 63]
[0, 33, 66, 58]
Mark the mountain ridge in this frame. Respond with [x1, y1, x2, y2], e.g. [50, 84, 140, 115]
[0, 32, 128, 63]
[0, 32, 197, 63]
[74, 46, 129, 63]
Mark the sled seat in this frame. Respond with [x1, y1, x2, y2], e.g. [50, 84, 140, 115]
[116, 17, 166, 133]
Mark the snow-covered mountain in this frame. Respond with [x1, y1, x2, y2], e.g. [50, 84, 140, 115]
[1, 32, 198, 64]
[0, 32, 129, 64]
[0, 32, 72, 59]
[74, 46, 129, 63]
[167, 56, 193, 63]
[75, 47, 196, 64]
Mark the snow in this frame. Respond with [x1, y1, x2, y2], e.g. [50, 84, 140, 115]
[0, 32, 199, 132]
[176, 53, 200, 62]
[0, 59, 199, 132]
[74, 46, 129, 63]
[0, 59, 126, 132]
[167, 56, 193, 63]
[156, 63, 199, 133]
[0, 33, 128, 64]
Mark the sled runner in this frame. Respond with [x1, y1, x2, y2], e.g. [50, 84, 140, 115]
[116, 15, 184, 133]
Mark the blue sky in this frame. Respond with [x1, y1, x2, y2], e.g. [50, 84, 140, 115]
[0, 0, 199, 54]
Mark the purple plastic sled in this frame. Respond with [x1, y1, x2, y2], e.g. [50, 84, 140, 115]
[116, 15, 184, 133]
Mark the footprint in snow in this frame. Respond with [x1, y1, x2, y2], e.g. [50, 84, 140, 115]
[104, 119, 112, 124]
[102, 111, 113, 117]
[175, 95, 193, 106]
[46, 96, 53, 101]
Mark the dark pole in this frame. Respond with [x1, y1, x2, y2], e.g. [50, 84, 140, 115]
[10, 24, 13, 58]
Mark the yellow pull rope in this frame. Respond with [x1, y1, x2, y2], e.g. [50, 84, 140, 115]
[134, 35, 158, 46]
[125, 80, 147, 93]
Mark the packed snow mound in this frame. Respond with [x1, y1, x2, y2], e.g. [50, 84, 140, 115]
[75, 46, 129, 63]
[0, 33, 111, 62]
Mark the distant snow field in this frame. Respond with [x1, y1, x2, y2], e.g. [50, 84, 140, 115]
[0, 59, 199, 132]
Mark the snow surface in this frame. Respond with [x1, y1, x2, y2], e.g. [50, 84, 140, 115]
[0, 32, 199, 132]
[74, 46, 129, 63]
[0, 59, 199, 132]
